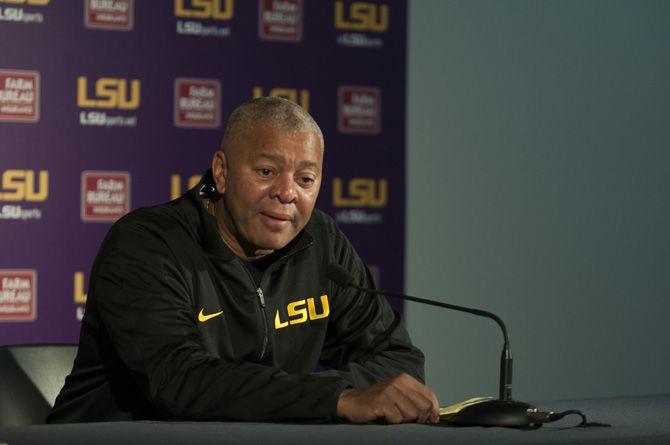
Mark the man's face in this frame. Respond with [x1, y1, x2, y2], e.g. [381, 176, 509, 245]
[214, 124, 323, 258]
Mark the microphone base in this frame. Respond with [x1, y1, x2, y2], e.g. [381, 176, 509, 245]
[444, 399, 537, 428]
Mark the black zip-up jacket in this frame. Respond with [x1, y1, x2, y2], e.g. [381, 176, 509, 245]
[47, 185, 425, 422]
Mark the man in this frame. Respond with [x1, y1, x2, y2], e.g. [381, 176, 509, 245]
[48, 97, 440, 424]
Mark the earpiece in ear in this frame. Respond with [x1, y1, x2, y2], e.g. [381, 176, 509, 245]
[198, 170, 221, 202]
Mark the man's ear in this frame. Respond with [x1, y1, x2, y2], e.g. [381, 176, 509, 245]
[211, 150, 227, 195]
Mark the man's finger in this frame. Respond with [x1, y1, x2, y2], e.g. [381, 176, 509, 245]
[388, 387, 421, 423]
[393, 385, 433, 423]
[382, 403, 405, 424]
[391, 373, 440, 423]
[412, 386, 440, 423]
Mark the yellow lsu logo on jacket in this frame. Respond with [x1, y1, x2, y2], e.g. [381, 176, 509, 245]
[77, 77, 141, 110]
[334, 1, 388, 32]
[275, 295, 329, 329]
[0, 170, 48, 202]
[174, 0, 233, 20]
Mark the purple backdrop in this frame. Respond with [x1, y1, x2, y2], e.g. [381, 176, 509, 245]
[0, 0, 406, 345]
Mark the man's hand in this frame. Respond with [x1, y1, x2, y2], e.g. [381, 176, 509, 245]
[336, 373, 440, 424]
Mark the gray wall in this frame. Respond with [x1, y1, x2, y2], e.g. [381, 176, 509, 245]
[405, 0, 669, 406]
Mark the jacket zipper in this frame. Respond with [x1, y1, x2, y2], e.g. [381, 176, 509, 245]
[256, 287, 268, 360]
[238, 263, 269, 361]
[240, 239, 314, 361]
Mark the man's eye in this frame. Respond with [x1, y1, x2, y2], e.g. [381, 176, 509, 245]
[299, 177, 315, 186]
[258, 168, 272, 177]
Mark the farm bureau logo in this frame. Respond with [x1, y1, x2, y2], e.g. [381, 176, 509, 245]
[258, 0, 302, 42]
[0, 169, 48, 220]
[338, 86, 380, 134]
[0, 269, 36, 322]
[334, 0, 388, 48]
[175, 0, 234, 38]
[252, 86, 309, 112]
[84, 0, 134, 31]
[77, 76, 140, 127]
[0, 69, 39, 123]
[73, 271, 87, 321]
[0, 0, 48, 25]
[170, 174, 201, 200]
[81, 171, 131, 222]
[332, 177, 387, 224]
[174, 78, 221, 128]
[274, 295, 329, 329]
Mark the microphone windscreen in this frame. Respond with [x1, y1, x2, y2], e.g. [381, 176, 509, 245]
[326, 264, 355, 287]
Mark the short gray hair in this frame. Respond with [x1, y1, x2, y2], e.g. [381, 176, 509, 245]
[221, 96, 323, 150]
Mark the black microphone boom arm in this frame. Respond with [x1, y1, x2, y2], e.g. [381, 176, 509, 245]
[344, 281, 513, 401]
[326, 263, 512, 401]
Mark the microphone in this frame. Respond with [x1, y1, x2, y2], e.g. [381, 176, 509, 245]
[326, 263, 537, 427]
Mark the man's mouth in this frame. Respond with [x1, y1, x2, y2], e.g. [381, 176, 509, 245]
[259, 211, 293, 230]
[261, 211, 292, 221]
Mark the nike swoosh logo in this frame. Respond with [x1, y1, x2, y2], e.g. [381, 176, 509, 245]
[198, 308, 223, 322]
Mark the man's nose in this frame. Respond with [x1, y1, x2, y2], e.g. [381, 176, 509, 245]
[270, 174, 298, 203]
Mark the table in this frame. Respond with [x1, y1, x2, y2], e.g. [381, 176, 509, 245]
[1, 394, 668, 444]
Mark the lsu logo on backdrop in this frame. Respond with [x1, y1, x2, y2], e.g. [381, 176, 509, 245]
[174, 78, 221, 128]
[175, 0, 233, 19]
[338, 86, 380, 134]
[332, 178, 387, 208]
[252, 86, 309, 112]
[0, 170, 48, 221]
[0, 0, 48, 25]
[170, 174, 201, 200]
[175, 0, 234, 37]
[0, 69, 39, 123]
[334, 0, 388, 48]
[81, 171, 130, 222]
[0, 170, 48, 202]
[334, 0, 388, 31]
[332, 177, 387, 224]
[73, 271, 87, 321]
[0, 269, 37, 322]
[84, 0, 134, 31]
[77, 76, 140, 109]
[77, 76, 140, 127]
[275, 295, 329, 330]
[258, 0, 302, 42]
[73, 272, 87, 304]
